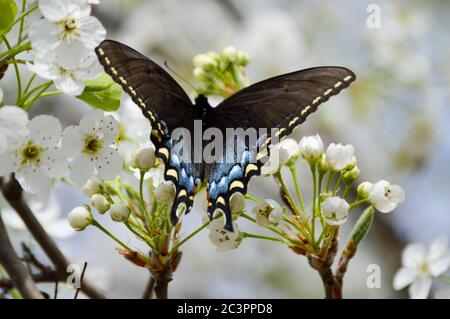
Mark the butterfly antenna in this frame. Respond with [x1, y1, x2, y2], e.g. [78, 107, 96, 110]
[164, 60, 199, 95]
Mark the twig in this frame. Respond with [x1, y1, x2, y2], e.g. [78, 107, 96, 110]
[142, 277, 155, 299]
[0, 176, 106, 299]
[0, 211, 43, 299]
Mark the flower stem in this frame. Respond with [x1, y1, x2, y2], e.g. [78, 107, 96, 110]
[169, 220, 210, 254]
[310, 164, 317, 244]
[244, 193, 261, 203]
[349, 198, 369, 211]
[91, 220, 133, 251]
[2, 37, 22, 104]
[274, 171, 302, 217]
[326, 172, 335, 192]
[333, 173, 342, 195]
[241, 213, 293, 242]
[17, 0, 27, 44]
[0, 4, 38, 39]
[242, 232, 285, 243]
[139, 170, 147, 213]
[289, 164, 306, 213]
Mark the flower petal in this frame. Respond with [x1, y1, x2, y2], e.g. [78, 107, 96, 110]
[393, 267, 417, 290]
[94, 147, 123, 181]
[62, 126, 83, 158]
[70, 155, 95, 186]
[390, 185, 405, 204]
[78, 16, 106, 49]
[15, 166, 52, 193]
[28, 115, 62, 147]
[38, 0, 72, 21]
[79, 110, 103, 136]
[28, 19, 61, 55]
[402, 243, 427, 268]
[0, 106, 29, 152]
[41, 149, 68, 178]
[408, 276, 432, 299]
[27, 60, 60, 80]
[54, 77, 85, 96]
[427, 236, 450, 277]
[98, 114, 119, 145]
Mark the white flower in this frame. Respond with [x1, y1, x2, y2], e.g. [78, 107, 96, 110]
[28, 49, 102, 96]
[154, 182, 175, 204]
[29, 0, 106, 56]
[393, 236, 450, 299]
[325, 143, 355, 171]
[369, 180, 405, 213]
[299, 134, 324, 164]
[62, 110, 123, 186]
[261, 143, 290, 175]
[0, 106, 29, 154]
[68, 206, 92, 231]
[252, 199, 283, 226]
[0, 115, 66, 193]
[321, 196, 349, 225]
[131, 146, 156, 172]
[279, 138, 300, 162]
[109, 203, 130, 222]
[209, 216, 241, 252]
[357, 181, 373, 198]
[90, 193, 109, 214]
[229, 192, 245, 213]
[81, 175, 102, 197]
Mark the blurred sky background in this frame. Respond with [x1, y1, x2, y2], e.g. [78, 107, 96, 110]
[2, 0, 450, 298]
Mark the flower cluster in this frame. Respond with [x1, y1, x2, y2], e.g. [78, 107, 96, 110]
[27, 0, 105, 95]
[193, 46, 250, 97]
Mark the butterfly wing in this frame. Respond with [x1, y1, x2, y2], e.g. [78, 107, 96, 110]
[206, 67, 356, 230]
[96, 40, 202, 224]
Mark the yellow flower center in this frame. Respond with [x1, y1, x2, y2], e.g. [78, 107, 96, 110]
[20, 140, 43, 165]
[82, 135, 103, 155]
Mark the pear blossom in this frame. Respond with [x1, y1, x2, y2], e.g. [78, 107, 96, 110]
[252, 199, 283, 226]
[369, 180, 405, 213]
[299, 134, 324, 164]
[193, 54, 217, 71]
[229, 192, 245, 213]
[28, 0, 106, 57]
[222, 46, 238, 62]
[28, 49, 102, 96]
[61, 110, 123, 186]
[154, 182, 176, 204]
[321, 196, 349, 225]
[131, 146, 156, 172]
[0, 115, 66, 193]
[90, 194, 109, 214]
[279, 138, 300, 162]
[394, 236, 450, 299]
[209, 216, 241, 252]
[109, 203, 130, 222]
[68, 206, 92, 231]
[261, 143, 290, 175]
[0, 106, 29, 154]
[325, 143, 355, 171]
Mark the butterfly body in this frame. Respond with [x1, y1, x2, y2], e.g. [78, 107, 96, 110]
[96, 40, 356, 231]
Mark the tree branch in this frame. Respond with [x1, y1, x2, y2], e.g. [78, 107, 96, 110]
[0, 176, 106, 299]
[0, 211, 43, 299]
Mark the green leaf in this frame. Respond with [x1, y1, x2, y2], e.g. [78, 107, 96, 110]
[0, 0, 18, 34]
[77, 73, 123, 111]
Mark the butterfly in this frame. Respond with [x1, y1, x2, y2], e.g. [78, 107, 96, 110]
[95, 40, 356, 231]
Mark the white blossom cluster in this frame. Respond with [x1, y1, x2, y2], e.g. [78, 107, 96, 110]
[27, 0, 105, 95]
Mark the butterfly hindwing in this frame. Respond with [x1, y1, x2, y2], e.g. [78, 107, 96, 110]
[206, 67, 356, 230]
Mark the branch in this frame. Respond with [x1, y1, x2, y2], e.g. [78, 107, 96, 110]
[0, 176, 106, 299]
[142, 277, 155, 299]
[0, 211, 43, 299]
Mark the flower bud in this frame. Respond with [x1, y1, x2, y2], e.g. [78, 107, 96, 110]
[193, 54, 217, 71]
[317, 154, 329, 174]
[206, 51, 221, 63]
[346, 156, 357, 170]
[193, 67, 207, 80]
[229, 192, 245, 213]
[90, 194, 110, 214]
[154, 182, 176, 204]
[368, 180, 405, 213]
[342, 165, 360, 185]
[68, 206, 93, 231]
[131, 146, 156, 172]
[322, 196, 349, 225]
[252, 199, 283, 226]
[325, 143, 355, 171]
[237, 51, 250, 65]
[81, 175, 102, 197]
[299, 134, 324, 165]
[222, 46, 238, 62]
[279, 138, 300, 164]
[357, 181, 373, 198]
[109, 203, 130, 222]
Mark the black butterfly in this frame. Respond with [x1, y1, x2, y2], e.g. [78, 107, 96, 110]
[95, 40, 356, 231]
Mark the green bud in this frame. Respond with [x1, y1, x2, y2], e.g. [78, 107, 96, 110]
[357, 181, 373, 199]
[222, 46, 238, 62]
[348, 206, 375, 248]
[346, 156, 357, 170]
[317, 154, 329, 174]
[193, 67, 207, 81]
[342, 165, 360, 185]
[319, 192, 333, 203]
[237, 51, 250, 66]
